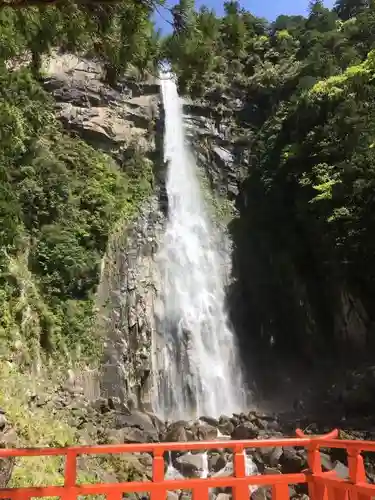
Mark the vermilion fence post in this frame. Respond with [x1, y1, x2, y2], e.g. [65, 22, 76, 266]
[307, 444, 327, 500]
[64, 449, 77, 500]
[296, 428, 339, 500]
[347, 448, 366, 484]
[12, 490, 30, 500]
[347, 448, 367, 500]
[107, 492, 123, 500]
[330, 487, 348, 500]
[272, 483, 290, 500]
[307, 445, 323, 476]
[192, 483, 209, 500]
[232, 445, 248, 500]
[152, 448, 165, 500]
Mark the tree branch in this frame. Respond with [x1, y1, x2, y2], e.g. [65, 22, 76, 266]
[0, 0, 153, 9]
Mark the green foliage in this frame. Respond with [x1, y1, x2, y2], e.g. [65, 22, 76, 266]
[0, 364, 147, 487]
[0, 93, 151, 360]
[166, 0, 375, 356]
[0, 0, 162, 82]
[0, 1, 157, 366]
[197, 166, 236, 225]
[334, 0, 369, 20]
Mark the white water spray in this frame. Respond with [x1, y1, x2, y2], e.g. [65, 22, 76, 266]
[152, 73, 245, 421]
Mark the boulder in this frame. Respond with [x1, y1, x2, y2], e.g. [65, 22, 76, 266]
[165, 422, 189, 442]
[332, 461, 349, 479]
[218, 416, 234, 436]
[166, 492, 179, 500]
[174, 454, 200, 478]
[279, 448, 307, 474]
[176, 452, 209, 478]
[106, 427, 153, 444]
[208, 452, 227, 473]
[252, 486, 272, 500]
[195, 422, 218, 440]
[254, 446, 283, 467]
[199, 416, 220, 427]
[231, 421, 259, 440]
[115, 410, 157, 432]
[216, 494, 232, 500]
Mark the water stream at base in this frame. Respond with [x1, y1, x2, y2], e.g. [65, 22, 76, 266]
[151, 73, 246, 421]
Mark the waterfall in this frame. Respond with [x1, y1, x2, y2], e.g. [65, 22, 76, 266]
[152, 73, 245, 421]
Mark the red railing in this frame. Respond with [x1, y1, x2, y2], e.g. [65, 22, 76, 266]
[0, 428, 374, 500]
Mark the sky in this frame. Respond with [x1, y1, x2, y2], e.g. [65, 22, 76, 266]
[154, 0, 336, 33]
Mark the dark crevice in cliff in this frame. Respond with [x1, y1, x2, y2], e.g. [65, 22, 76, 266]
[227, 168, 375, 411]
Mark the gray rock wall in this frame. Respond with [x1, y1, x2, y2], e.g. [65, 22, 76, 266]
[183, 101, 246, 200]
[42, 53, 159, 153]
[97, 198, 165, 410]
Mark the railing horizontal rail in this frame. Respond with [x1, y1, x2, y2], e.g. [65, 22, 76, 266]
[0, 437, 316, 457]
[313, 439, 375, 451]
[0, 429, 340, 459]
[0, 473, 307, 497]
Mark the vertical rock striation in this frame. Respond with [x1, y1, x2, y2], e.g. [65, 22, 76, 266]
[97, 198, 165, 410]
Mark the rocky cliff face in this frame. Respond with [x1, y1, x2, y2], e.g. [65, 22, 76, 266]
[183, 99, 246, 203]
[40, 53, 167, 408]
[42, 53, 159, 153]
[97, 197, 165, 410]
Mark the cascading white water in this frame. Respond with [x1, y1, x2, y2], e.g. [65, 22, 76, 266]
[152, 73, 245, 421]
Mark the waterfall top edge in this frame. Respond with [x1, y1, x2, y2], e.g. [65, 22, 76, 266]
[158, 71, 176, 82]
